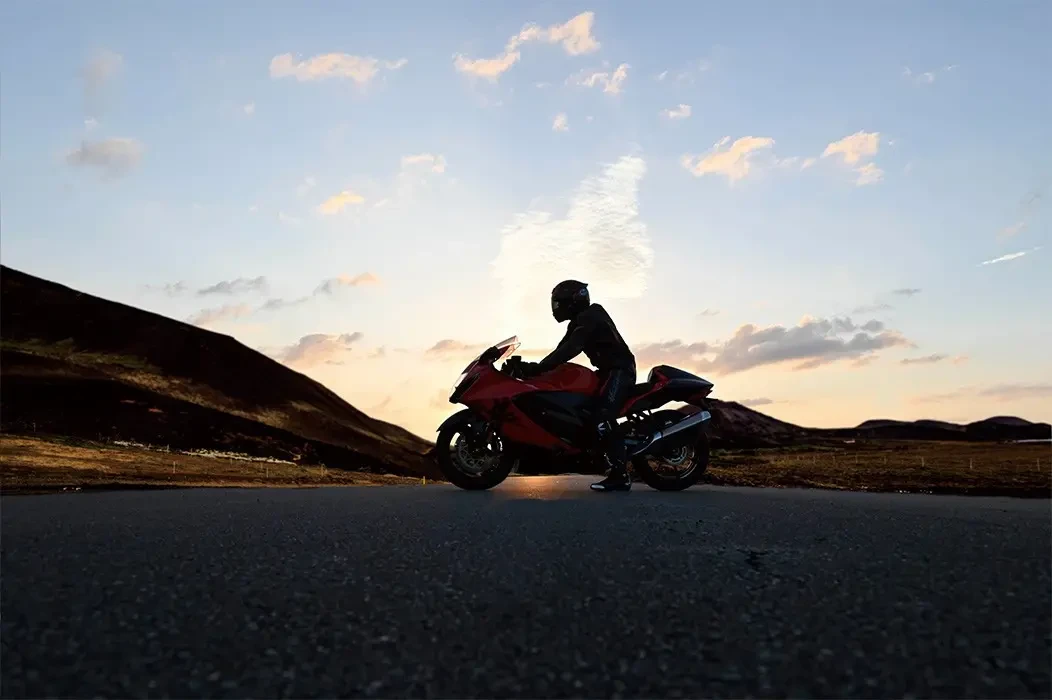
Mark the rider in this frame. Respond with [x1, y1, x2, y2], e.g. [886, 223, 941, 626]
[520, 280, 637, 492]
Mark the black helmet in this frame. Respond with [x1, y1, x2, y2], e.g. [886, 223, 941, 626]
[551, 280, 589, 322]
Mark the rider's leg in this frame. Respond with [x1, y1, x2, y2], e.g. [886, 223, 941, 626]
[591, 367, 636, 492]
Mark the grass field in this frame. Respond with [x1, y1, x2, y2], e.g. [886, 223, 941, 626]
[2, 433, 1049, 497]
[0, 434, 425, 492]
[706, 440, 1051, 497]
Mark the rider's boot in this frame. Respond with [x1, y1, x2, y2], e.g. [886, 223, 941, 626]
[591, 452, 631, 492]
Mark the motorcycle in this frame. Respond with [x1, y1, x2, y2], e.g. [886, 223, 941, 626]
[435, 336, 715, 491]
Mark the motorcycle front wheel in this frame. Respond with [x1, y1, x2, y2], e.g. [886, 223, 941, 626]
[435, 409, 515, 490]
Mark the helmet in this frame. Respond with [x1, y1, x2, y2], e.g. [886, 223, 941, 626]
[551, 280, 589, 322]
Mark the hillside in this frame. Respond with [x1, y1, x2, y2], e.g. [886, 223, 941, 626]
[0, 265, 439, 478]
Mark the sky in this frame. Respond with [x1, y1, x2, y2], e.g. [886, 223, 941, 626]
[2, 0, 1050, 439]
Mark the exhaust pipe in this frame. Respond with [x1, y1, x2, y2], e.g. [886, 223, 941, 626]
[630, 410, 711, 456]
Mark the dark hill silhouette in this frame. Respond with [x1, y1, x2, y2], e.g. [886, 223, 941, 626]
[681, 403, 1048, 447]
[0, 265, 438, 477]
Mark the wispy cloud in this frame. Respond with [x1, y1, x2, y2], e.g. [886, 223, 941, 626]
[65, 138, 144, 177]
[274, 332, 364, 367]
[186, 304, 253, 328]
[491, 154, 653, 338]
[900, 353, 948, 365]
[453, 11, 599, 81]
[661, 104, 692, 120]
[82, 48, 123, 117]
[278, 211, 302, 227]
[822, 131, 880, 165]
[317, 190, 366, 214]
[698, 308, 720, 317]
[853, 302, 893, 314]
[401, 153, 446, 174]
[854, 162, 884, 186]
[568, 63, 629, 95]
[197, 276, 268, 296]
[426, 339, 487, 356]
[978, 247, 1042, 266]
[892, 288, 921, 297]
[821, 130, 883, 186]
[902, 64, 957, 85]
[242, 102, 256, 116]
[680, 136, 775, 183]
[552, 112, 569, 132]
[269, 53, 407, 86]
[740, 397, 775, 408]
[296, 176, 317, 197]
[914, 382, 1052, 404]
[314, 273, 381, 295]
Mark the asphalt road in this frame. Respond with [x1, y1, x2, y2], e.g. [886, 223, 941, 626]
[2, 477, 1049, 698]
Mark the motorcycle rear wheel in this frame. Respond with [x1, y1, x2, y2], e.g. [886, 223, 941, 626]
[436, 409, 515, 490]
[630, 409, 709, 491]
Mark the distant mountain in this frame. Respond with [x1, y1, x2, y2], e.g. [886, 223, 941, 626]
[682, 402, 1049, 447]
[0, 265, 438, 477]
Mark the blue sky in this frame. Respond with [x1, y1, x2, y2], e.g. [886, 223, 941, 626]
[2, 1, 1049, 437]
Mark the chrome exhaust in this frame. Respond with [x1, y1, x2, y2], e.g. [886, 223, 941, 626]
[630, 410, 711, 456]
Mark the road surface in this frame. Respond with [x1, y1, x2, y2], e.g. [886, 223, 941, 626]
[2, 476, 1049, 698]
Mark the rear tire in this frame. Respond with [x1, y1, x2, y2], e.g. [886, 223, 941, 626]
[436, 409, 515, 490]
[630, 409, 709, 491]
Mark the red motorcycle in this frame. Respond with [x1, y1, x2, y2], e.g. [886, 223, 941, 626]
[436, 336, 714, 490]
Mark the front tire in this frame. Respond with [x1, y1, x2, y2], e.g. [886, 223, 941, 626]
[630, 409, 709, 491]
[436, 409, 515, 490]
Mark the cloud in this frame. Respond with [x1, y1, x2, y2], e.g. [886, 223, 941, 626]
[633, 341, 713, 371]
[259, 297, 310, 312]
[915, 383, 1052, 404]
[740, 397, 775, 408]
[453, 11, 599, 81]
[491, 154, 653, 338]
[243, 102, 256, 116]
[568, 63, 629, 95]
[278, 211, 302, 227]
[296, 176, 317, 197]
[822, 131, 880, 166]
[634, 316, 912, 376]
[854, 162, 884, 186]
[656, 70, 669, 81]
[314, 273, 381, 295]
[902, 65, 957, 85]
[65, 138, 144, 177]
[197, 276, 268, 296]
[401, 153, 446, 174]
[426, 339, 487, 356]
[186, 304, 253, 328]
[900, 353, 948, 365]
[680, 136, 775, 183]
[997, 221, 1027, 238]
[269, 53, 406, 86]
[801, 157, 817, 169]
[317, 190, 366, 214]
[275, 332, 364, 367]
[84, 118, 99, 131]
[145, 281, 188, 297]
[83, 48, 123, 116]
[699, 308, 720, 317]
[978, 247, 1042, 266]
[661, 104, 692, 120]
[853, 302, 893, 314]
[552, 113, 569, 132]
[892, 288, 921, 297]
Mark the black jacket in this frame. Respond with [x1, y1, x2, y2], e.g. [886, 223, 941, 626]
[535, 303, 635, 374]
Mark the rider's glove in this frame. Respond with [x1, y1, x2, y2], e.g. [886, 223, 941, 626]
[517, 361, 541, 378]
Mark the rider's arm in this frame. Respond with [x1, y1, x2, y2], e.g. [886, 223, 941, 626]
[534, 309, 597, 373]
